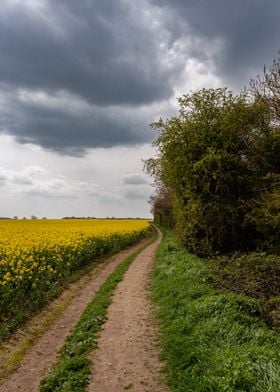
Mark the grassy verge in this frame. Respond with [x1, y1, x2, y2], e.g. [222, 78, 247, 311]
[40, 228, 157, 392]
[152, 230, 280, 392]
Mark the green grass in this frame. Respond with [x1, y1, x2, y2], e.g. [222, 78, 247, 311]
[152, 230, 280, 392]
[40, 229, 157, 392]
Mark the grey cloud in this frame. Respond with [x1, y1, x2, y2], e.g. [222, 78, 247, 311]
[0, 0, 180, 153]
[121, 173, 152, 202]
[1, 0, 279, 155]
[22, 166, 48, 178]
[25, 179, 75, 199]
[0, 167, 33, 185]
[123, 186, 151, 200]
[0, 0, 173, 106]
[152, 0, 280, 88]
[0, 165, 116, 201]
[0, 94, 153, 154]
[26, 179, 119, 202]
[122, 173, 148, 185]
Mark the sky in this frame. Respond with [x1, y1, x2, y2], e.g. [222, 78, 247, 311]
[0, 0, 279, 218]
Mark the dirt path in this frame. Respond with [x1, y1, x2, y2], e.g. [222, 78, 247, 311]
[87, 228, 169, 392]
[0, 236, 151, 392]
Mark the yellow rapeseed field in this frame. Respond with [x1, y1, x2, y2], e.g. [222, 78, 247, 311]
[0, 219, 150, 288]
[0, 219, 150, 340]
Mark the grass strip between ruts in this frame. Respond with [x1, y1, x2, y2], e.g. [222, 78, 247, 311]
[40, 227, 158, 392]
[152, 229, 280, 392]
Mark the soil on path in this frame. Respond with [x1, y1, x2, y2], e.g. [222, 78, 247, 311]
[87, 229, 169, 392]
[0, 236, 151, 392]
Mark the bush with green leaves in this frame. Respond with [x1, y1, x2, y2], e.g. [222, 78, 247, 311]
[246, 188, 280, 253]
[147, 88, 279, 255]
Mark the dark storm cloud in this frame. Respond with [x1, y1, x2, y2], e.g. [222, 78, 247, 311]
[0, 0, 179, 153]
[0, 0, 173, 106]
[1, 0, 279, 154]
[0, 94, 152, 155]
[152, 0, 280, 87]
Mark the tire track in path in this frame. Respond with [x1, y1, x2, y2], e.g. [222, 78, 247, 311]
[87, 229, 169, 392]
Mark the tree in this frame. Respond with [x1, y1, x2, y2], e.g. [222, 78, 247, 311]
[148, 88, 276, 255]
[246, 55, 280, 252]
[249, 53, 280, 124]
[148, 184, 173, 227]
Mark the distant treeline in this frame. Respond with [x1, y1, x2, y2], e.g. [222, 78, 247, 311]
[62, 217, 149, 220]
[2, 216, 149, 221]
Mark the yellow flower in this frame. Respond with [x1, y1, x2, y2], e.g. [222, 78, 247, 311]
[0, 219, 150, 288]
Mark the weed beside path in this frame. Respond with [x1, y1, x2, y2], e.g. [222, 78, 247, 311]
[152, 230, 280, 392]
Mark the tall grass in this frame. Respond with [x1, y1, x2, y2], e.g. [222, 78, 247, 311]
[152, 230, 280, 391]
